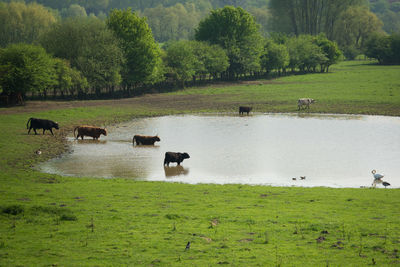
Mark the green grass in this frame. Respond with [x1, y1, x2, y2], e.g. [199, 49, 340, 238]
[1, 60, 400, 266]
[170, 60, 400, 115]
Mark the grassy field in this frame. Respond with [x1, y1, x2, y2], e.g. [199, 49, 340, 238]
[1, 60, 400, 266]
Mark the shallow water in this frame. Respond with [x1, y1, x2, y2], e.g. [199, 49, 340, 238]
[40, 114, 400, 188]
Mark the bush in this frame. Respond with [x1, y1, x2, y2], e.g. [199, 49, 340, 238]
[343, 46, 360, 60]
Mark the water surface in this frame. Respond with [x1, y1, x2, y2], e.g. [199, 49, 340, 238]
[40, 114, 400, 188]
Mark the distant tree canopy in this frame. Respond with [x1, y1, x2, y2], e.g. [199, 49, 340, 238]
[140, 3, 204, 42]
[0, 2, 57, 48]
[269, 0, 368, 39]
[60, 4, 88, 19]
[195, 6, 263, 78]
[371, 0, 400, 34]
[2, 0, 397, 49]
[334, 5, 383, 58]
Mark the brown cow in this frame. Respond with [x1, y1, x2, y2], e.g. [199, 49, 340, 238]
[133, 135, 160, 145]
[74, 126, 107, 140]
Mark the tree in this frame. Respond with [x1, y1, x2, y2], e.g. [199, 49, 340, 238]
[195, 6, 263, 79]
[378, 10, 400, 34]
[107, 8, 162, 91]
[164, 40, 197, 87]
[189, 41, 229, 80]
[53, 58, 88, 98]
[365, 33, 400, 65]
[0, 43, 56, 97]
[140, 3, 205, 43]
[247, 7, 271, 36]
[334, 6, 383, 53]
[0, 2, 57, 48]
[260, 39, 289, 74]
[269, 0, 366, 39]
[60, 4, 87, 18]
[286, 35, 327, 72]
[313, 34, 342, 72]
[40, 17, 124, 97]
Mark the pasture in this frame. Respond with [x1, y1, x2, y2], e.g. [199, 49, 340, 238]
[0, 60, 400, 266]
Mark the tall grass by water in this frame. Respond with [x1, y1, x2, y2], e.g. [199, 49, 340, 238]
[0, 60, 400, 265]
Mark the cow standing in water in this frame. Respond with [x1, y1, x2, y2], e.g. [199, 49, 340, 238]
[74, 126, 107, 140]
[239, 106, 252, 115]
[133, 135, 160, 145]
[164, 152, 190, 166]
[27, 118, 59, 135]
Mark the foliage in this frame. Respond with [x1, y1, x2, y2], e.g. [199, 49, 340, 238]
[163, 40, 229, 86]
[195, 6, 263, 78]
[260, 39, 289, 73]
[371, 0, 400, 34]
[312, 34, 342, 72]
[286, 35, 327, 72]
[269, 0, 367, 39]
[247, 6, 271, 36]
[53, 58, 88, 97]
[164, 40, 197, 87]
[60, 4, 87, 18]
[190, 41, 229, 79]
[334, 6, 383, 52]
[140, 3, 205, 43]
[365, 32, 400, 64]
[40, 17, 124, 95]
[107, 8, 163, 89]
[0, 43, 56, 95]
[0, 1, 57, 48]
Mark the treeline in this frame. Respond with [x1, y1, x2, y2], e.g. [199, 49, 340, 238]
[0, 5, 345, 101]
[370, 0, 400, 34]
[2, 0, 399, 46]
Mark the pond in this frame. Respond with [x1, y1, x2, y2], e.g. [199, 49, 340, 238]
[39, 114, 400, 188]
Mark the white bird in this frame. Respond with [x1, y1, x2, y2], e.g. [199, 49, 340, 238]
[372, 170, 384, 180]
[371, 170, 384, 188]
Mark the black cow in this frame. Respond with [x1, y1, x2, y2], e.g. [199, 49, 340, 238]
[163, 152, 190, 166]
[27, 118, 59, 135]
[239, 106, 252, 115]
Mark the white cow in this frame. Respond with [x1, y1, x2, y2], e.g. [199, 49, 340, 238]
[298, 98, 315, 110]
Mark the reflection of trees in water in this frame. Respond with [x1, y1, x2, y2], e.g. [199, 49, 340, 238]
[164, 165, 189, 178]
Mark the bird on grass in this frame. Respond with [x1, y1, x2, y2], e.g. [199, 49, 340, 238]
[185, 241, 191, 251]
[382, 181, 391, 188]
[371, 170, 384, 188]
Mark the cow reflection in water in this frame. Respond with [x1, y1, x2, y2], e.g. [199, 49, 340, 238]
[164, 165, 189, 178]
[75, 139, 107, 145]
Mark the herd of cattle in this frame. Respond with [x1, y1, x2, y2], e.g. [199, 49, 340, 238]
[26, 117, 189, 166]
[26, 98, 315, 166]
